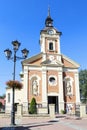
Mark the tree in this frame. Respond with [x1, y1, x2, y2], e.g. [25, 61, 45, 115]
[0, 94, 6, 99]
[79, 69, 87, 103]
[29, 97, 37, 114]
[0, 102, 3, 108]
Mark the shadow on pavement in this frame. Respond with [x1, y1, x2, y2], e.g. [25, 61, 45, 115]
[55, 115, 66, 118]
[0, 122, 53, 130]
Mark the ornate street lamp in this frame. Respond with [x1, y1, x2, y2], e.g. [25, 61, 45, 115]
[4, 40, 29, 125]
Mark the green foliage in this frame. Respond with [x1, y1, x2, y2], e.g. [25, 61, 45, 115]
[29, 97, 37, 114]
[0, 94, 5, 99]
[0, 102, 3, 108]
[79, 69, 87, 103]
[61, 109, 66, 114]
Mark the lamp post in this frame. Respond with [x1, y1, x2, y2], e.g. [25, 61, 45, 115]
[4, 40, 29, 125]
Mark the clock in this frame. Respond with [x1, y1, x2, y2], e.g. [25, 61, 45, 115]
[48, 30, 54, 35]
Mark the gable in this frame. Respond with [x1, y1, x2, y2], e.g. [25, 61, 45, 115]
[29, 57, 42, 66]
[62, 54, 80, 68]
[22, 53, 42, 66]
[22, 52, 80, 69]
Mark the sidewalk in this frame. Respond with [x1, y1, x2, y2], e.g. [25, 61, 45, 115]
[0, 114, 87, 130]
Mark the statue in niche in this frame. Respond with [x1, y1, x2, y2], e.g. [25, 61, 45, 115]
[66, 80, 71, 94]
[32, 80, 38, 96]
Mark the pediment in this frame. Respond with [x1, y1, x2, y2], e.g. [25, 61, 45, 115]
[22, 53, 42, 65]
[41, 59, 63, 66]
[62, 54, 80, 68]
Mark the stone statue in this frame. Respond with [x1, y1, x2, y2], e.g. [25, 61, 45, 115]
[66, 81, 71, 94]
[32, 80, 38, 95]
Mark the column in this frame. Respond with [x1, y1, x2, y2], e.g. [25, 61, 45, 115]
[58, 71, 64, 113]
[57, 35, 61, 54]
[40, 34, 45, 53]
[74, 73, 80, 104]
[42, 67, 47, 107]
[22, 66, 28, 114]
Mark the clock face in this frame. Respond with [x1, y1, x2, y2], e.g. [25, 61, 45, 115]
[48, 30, 54, 35]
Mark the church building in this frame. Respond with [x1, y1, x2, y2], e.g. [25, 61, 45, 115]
[21, 9, 80, 114]
[6, 9, 80, 114]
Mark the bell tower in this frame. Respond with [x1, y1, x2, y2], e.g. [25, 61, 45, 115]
[40, 8, 62, 62]
[45, 7, 53, 27]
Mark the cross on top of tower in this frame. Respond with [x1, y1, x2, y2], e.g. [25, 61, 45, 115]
[45, 7, 53, 27]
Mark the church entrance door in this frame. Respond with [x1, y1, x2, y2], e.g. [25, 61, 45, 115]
[48, 96, 59, 113]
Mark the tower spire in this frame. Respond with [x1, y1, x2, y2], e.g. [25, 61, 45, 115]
[45, 7, 53, 27]
[48, 6, 50, 17]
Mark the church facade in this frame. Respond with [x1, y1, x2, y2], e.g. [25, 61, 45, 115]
[21, 10, 80, 114]
[6, 10, 80, 114]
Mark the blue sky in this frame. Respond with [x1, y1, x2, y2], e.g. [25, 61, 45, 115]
[0, 0, 87, 95]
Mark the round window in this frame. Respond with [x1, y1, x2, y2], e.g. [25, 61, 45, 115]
[49, 77, 55, 82]
[49, 76, 57, 86]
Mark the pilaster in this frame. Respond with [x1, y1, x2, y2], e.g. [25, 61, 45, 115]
[42, 67, 47, 107]
[58, 71, 64, 113]
[57, 36, 61, 54]
[40, 34, 45, 53]
[22, 66, 28, 114]
[74, 72, 80, 104]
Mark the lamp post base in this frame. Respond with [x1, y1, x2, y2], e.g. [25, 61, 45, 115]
[11, 111, 15, 126]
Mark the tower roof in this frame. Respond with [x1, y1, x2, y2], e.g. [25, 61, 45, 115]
[45, 7, 53, 27]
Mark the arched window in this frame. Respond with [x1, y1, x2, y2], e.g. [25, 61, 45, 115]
[49, 42, 53, 50]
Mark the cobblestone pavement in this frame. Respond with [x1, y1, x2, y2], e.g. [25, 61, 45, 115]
[0, 115, 87, 130]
